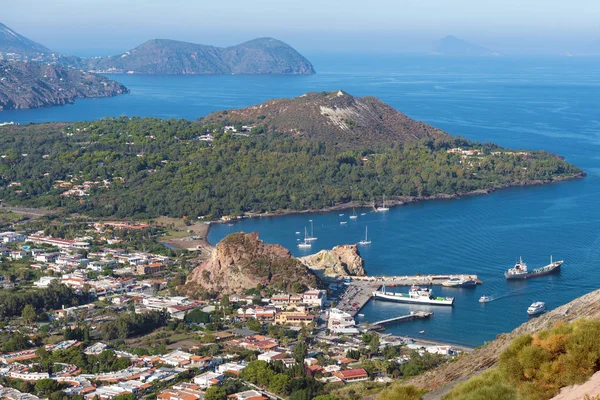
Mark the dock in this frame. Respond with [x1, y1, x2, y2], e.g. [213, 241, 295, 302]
[371, 311, 433, 326]
[333, 273, 480, 317]
[349, 274, 481, 286]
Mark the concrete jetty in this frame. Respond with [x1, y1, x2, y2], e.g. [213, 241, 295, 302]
[371, 311, 433, 326]
[349, 274, 481, 286]
[334, 274, 480, 317]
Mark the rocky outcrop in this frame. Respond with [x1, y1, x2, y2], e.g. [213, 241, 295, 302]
[407, 287, 600, 398]
[185, 232, 322, 296]
[299, 244, 366, 277]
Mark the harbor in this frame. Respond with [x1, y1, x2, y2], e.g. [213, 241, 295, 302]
[334, 274, 481, 317]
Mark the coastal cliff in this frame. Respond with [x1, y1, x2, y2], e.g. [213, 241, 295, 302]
[0, 60, 128, 110]
[299, 244, 366, 277]
[184, 232, 322, 297]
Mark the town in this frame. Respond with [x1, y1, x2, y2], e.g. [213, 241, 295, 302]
[0, 215, 467, 400]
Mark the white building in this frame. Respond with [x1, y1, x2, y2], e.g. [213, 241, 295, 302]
[192, 371, 224, 388]
[34, 276, 57, 288]
[327, 308, 356, 332]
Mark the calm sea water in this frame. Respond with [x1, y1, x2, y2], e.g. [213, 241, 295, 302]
[4, 54, 600, 347]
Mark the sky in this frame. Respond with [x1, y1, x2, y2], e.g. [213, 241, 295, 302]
[1, 0, 599, 56]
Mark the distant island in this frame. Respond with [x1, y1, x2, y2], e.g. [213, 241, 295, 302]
[432, 35, 499, 56]
[0, 60, 129, 110]
[0, 22, 315, 75]
[0, 91, 582, 218]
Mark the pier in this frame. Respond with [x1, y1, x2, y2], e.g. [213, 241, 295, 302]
[371, 311, 433, 326]
[350, 274, 481, 286]
[334, 274, 480, 317]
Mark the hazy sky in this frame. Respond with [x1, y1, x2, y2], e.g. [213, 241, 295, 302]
[2, 0, 599, 56]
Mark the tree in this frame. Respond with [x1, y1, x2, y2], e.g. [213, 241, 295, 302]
[22, 304, 36, 324]
[204, 386, 227, 400]
[35, 379, 59, 395]
[293, 342, 308, 364]
[270, 373, 291, 395]
[247, 318, 262, 333]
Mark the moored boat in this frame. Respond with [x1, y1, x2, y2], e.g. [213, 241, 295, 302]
[505, 256, 563, 280]
[372, 285, 454, 306]
[442, 276, 477, 288]
[297, 227, 312, 249]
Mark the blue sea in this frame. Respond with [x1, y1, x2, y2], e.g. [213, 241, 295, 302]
[4, 54, 600, 347]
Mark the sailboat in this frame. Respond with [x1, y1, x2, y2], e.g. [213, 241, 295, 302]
[298, 227, 312, 249]
[349, 208, 358, 219]
[306, 220, 317, 242]
[376, 195, 389, 212]
[358, 226, 372, 245]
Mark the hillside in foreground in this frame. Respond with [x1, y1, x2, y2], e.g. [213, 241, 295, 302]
[0, 60, 129, 110]
[388, 287, 600, 399]
[0, 92, 583, 218]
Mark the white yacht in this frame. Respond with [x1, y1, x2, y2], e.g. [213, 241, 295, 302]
[527, 302, 546, 315]
[297, 227, 312, 249]
[376, 195, 389, 212]
[349, 209, 358, 219]
[358, 226, 371, 245]
[479, 295, 491, 303]
[306, 220, 317, 242]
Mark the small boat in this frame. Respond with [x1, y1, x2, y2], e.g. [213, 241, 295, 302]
[442, 277, 477, 288]
[479, 296, 491, 303]
[339, 213, 345, 216]
[358, 313, 365, 317]
[376, 195, 390, 212]
[419, 330, 425, 334]
[340, 221, 347, 225]
[306, 220, 317, 242]
[349, 209, 358, 219]
[295, 231, 301, 235]
[360, 213, 367, 216]
[227, 223, 234, 227]
[505, 256, 562, 280]
[358, 226, 371, 245]
[297, 227, 312, 249]
[527, 301, 546, 316]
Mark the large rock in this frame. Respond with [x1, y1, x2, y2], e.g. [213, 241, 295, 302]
[185, 232, 322, 296]
[299, 244, 366, 277]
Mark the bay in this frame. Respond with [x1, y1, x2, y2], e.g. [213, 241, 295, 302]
[4, 54, 600, 346]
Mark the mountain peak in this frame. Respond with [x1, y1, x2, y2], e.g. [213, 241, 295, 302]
[433, 35, 495, 56]
[0, 22, 53, 57]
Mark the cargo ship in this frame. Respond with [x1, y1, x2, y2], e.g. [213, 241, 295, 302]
[504, 256, 563, 280]
[372, 285, 454, 306]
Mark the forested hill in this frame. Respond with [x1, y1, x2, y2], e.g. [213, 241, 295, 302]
[0, 112, 581, 219]
[203, 91, 448, 148]
[0, 60, 129, 110]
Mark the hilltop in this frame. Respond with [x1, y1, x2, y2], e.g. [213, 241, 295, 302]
[184, 232, 323, 297]
[0, 60, 129, 110]
[78, 37, 314, 75]
[433, 35, 497, 56]
[203, 90, 448, 147]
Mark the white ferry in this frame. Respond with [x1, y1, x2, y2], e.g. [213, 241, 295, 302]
[372, 285, 454, 306]
[527, 301, 546, 315]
